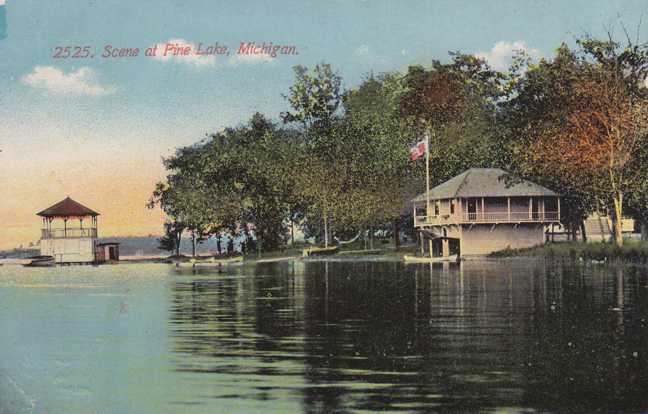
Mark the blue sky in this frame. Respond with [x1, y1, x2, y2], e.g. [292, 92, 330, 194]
[0, 0, 647, 248]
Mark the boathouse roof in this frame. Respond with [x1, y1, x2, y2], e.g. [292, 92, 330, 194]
[411, 168, 558, 202]
[36, 197, 100, 218]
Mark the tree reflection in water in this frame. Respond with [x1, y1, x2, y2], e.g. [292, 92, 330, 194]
[168, 259, 648, 413]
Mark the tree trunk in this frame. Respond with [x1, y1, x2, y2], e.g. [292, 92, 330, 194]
[613, 192, 624, 246]
[641, 222, 647, 242]
[323, 213, 329, 248]
[571, 223, 577, 242]
[175, 231, 181, 257]
[363, 226, 368, 250]
[393, 219, 400, 250]
[191, 230, 197, 258]
[580, 220, 587, 243]
[369, 226, 374, 250]
[291, 219, 295, 246]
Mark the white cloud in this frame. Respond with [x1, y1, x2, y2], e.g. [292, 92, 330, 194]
[151, 39, 216, 67]
[22, 66, 115, 96]
[476, 41, 541, 72]
[354, 44, 370, 57]
[228, 53, 274, 66]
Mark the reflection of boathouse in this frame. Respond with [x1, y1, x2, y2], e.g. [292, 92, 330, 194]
[37, 197, 99, 264]
[412, 168, 561, 256]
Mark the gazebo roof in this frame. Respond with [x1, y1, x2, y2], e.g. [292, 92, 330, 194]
[36, 197, 100, 218]
[411, 168, 558, 202]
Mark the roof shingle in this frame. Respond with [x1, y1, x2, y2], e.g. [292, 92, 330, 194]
[37, 197, 100, 217]
[411, 168, 558, 202]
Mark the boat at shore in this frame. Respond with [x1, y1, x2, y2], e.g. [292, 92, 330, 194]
[403, 254, 459, 263]
[23, 255, 56, 267]
[302, 246, 339, 257]
[176, 256, 244, 267]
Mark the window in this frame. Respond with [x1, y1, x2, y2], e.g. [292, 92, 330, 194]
[434, 202, 440, 216]
[450, 201, 455, 215]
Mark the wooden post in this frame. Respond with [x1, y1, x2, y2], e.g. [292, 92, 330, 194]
[507, 197, 511, 221]
[64, 218, 67, 238]
[481, 197, 485, 221]
[428, 238, 433, 258]
[458, 198, 463, 222]
[425, 133, 431, 222]
[529, 197, 532, 220]
[419, 231, 424, 255]
[442, 238, 449, 258]
[557, 197, 561, 221]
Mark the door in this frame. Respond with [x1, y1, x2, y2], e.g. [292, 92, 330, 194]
[109, 246, 117, 260]
[531, 198, 540, 220]
[467, 199, 477, 221]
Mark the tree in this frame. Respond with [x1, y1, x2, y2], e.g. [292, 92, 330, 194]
[506, 36, 648, 245]
[400, 54, 506, 192]
[282, 63, 343, 247]
[281, 63, 342, 135]
[158, 220, 184, 256]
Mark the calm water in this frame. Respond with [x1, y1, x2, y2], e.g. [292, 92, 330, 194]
[1, 258, 648, 413]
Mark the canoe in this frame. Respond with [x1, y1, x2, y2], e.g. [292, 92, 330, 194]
[403, 254, 458, 263]
[302, 246, 339, 257]
[24, 255, 56, 267]
[178, 256, 244, 267]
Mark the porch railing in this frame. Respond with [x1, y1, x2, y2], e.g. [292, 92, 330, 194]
[414, 211, 559, 226]
[41, 228, 97, 239]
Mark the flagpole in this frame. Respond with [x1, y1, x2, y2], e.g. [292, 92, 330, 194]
[425, 131, 430, 222]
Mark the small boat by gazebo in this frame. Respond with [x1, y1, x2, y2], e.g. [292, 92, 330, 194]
[23, 255, 55, 267]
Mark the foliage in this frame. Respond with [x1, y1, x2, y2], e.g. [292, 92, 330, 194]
[504, 36, 648, 245]
[150, 34, 648, 254]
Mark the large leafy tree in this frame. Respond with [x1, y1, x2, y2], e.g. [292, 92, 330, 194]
[281, 63, 343, 247]
[150, 113, 301, 252]
[400, 54, 505, 186]
[505, 36, 648, 245]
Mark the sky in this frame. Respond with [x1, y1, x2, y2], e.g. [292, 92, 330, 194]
[0, 0, 647, 250]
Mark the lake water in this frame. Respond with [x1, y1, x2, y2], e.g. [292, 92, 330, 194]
[1, 258, 647, 413]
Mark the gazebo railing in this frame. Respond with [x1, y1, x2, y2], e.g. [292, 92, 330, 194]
[42, 228, 97, 239]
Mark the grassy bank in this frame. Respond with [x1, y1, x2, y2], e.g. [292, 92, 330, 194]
[490, 241, 648, 262]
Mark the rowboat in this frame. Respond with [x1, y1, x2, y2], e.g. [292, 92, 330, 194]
[24, 255, 55, 267]
[302, 246, 339, 257]
[403, 254, 458, 263]
[177, 256, 244, 267]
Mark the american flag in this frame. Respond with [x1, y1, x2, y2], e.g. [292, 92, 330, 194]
[409, 138, 428, 161]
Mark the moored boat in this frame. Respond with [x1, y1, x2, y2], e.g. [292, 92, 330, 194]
[302, 246, 339, 257]
[24, 255, 55, 267]
[403, 254, 458, 263]
[177, 256, 244, 267]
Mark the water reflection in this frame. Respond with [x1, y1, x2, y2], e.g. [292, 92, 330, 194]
[168, 259, 648, 413]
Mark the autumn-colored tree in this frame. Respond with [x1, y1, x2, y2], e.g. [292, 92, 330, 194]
[529, 74, 648, 245]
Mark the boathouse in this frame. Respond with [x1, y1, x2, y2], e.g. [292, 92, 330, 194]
[95, 242, 120, 263]
[37, 197, 99, 264]
[412, 168, 560, 257]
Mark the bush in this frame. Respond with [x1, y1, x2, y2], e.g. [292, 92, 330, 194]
[489, 241, 648, 263]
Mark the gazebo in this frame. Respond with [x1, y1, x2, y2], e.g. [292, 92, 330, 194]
[37, 197, 99, 263]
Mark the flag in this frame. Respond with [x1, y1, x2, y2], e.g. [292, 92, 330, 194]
[0, 0, 7, 41]
[409, 138, 427, 161]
